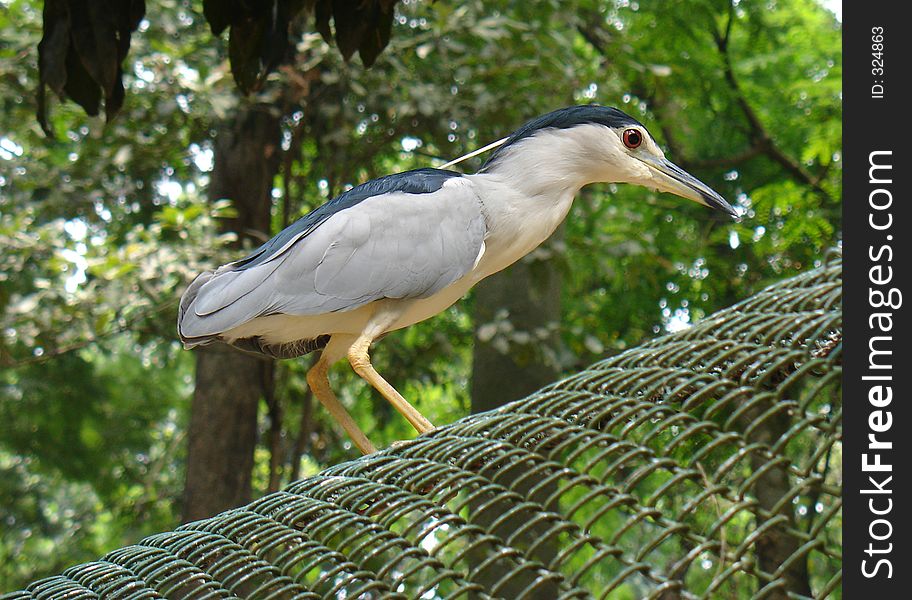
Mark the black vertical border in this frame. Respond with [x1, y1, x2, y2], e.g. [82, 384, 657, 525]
[843, 2, 909, 596]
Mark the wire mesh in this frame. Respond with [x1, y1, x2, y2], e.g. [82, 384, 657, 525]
[4, 252, 842, 599]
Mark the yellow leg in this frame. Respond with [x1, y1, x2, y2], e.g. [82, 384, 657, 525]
[306, 356, 377, 455]
[347, 335, 435, 434]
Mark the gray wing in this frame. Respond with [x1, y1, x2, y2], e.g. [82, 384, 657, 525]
[179, 177, 486, 340]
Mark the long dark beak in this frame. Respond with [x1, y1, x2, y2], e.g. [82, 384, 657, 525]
[639, 155, 739, 218]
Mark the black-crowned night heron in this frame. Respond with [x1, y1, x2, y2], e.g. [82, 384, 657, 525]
[178, 104, 737, 454]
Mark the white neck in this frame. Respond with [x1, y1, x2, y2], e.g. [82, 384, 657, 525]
[460, 124, 630, 279]
[461, 135, 590, 278]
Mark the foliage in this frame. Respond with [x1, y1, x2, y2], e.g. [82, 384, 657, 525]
[35, 0, 400, 130]
[1, 0, 840, 589]
[36, 0, 145, 135]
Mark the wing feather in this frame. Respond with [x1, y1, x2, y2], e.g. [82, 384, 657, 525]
[178, 177, 486, 341]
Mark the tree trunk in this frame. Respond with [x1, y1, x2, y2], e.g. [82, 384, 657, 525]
[468, 231, 565, 599]
[182, 105, 281, 522]
[471, 228, 564, 414]
[748, 409, 813, 598]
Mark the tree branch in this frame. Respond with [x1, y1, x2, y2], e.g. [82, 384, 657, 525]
[578, 12, 834, 203]
[289, 384, 314, 482]
[710, 12, 834, 202]
[264, 361, 283, 493]
[0, 298, 179, 369]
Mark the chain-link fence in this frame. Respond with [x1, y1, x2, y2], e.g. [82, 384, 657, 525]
[3, 252, 842, 599]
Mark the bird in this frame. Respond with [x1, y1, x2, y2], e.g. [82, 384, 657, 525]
[178, 104, 737, 454]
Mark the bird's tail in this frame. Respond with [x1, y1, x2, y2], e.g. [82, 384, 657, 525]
[177, 270, 218, 348]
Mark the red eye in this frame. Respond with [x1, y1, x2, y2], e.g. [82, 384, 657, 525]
[623, 129, 642, 149]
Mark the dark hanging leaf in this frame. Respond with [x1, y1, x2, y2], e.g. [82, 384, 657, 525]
[62, 38, 101, 116]
[329, 0, 368, 61]
[36, 0, 72, 136]
[356, 0, 395, 67]
[120, 0, 147, 57]
[228, 17, 268, 93]
[206, 0, 400, 93]
[69, 1, 119, 97]
[312, 0, 333, 44]
[261, 1, 300, 79]
[37, 0, 70, 96]
[35, 0, 146, 137]
[202, 0, 264, 37]
[205, 0, 302, 93]
[314, 0, 398, 66]
[106, 64, 127, 121]
[202, 0, 234, 36]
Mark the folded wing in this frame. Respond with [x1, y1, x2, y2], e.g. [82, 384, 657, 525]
[178, 174, 486, 343]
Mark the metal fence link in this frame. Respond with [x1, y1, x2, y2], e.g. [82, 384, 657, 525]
[4, 252, 842, 599]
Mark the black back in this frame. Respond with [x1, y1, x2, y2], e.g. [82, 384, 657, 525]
[481, 104, 643, 171]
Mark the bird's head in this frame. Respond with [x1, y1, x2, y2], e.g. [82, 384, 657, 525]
[480, 105, 738, 218]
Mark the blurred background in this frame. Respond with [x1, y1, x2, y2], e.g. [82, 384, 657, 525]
[0, 0, 840, 588]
